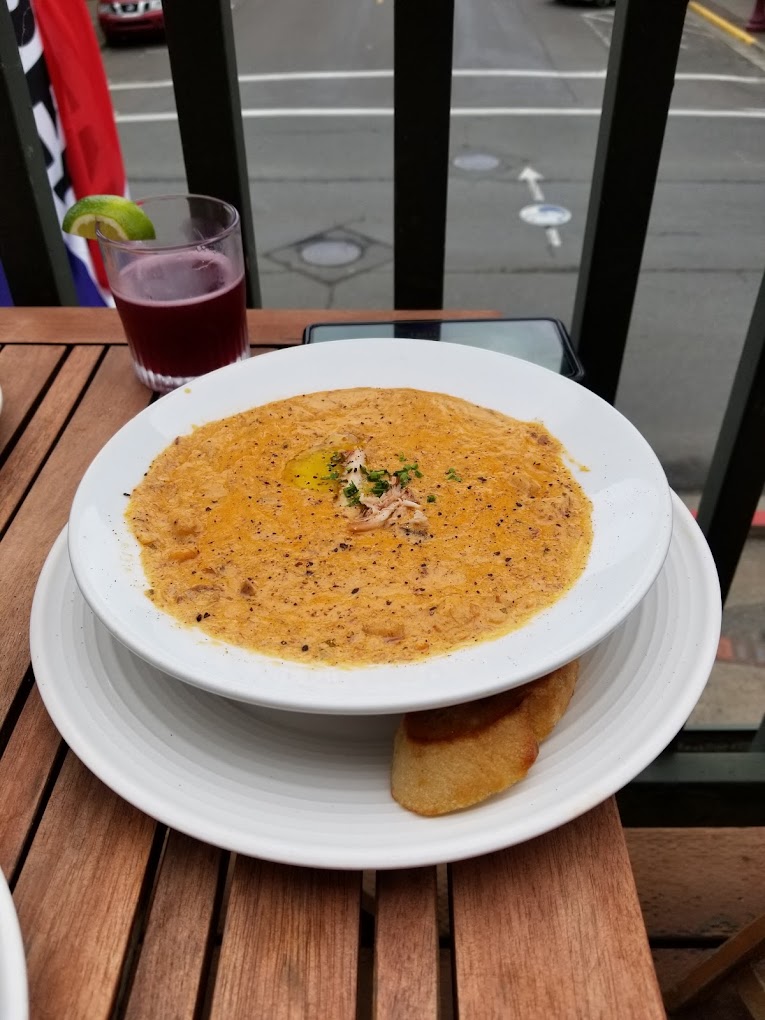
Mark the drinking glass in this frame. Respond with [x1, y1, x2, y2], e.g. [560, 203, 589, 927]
[98, 194, 250, 393]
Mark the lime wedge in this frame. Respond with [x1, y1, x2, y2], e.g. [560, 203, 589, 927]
[62, 195, 156, 241]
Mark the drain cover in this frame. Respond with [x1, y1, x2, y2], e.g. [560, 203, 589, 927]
[452, 152, 501, 172]
[266, 227, 392, 283]
[300, 239, 363, 267]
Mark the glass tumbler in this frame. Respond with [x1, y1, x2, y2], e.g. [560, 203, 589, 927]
[98, 194, 250, 393]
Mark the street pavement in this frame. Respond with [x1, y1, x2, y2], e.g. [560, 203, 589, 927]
[99, 0, 765, 493]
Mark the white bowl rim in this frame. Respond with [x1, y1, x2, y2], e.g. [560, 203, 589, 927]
[67, 337, 674, 714]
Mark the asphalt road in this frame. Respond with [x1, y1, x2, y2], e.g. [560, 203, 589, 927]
[98, 0, 765, 489]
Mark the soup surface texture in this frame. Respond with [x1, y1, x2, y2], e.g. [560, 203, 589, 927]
[127, 387, 592, 666]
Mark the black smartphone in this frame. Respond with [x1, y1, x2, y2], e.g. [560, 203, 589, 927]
[302, 317, 584, 381]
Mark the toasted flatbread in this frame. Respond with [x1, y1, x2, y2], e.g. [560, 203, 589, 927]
[391, 660, 578, 816]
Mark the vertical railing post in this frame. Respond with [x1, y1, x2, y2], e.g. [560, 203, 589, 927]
[162, 0, 261, 307]
[570, 0, 687, 403]
[696, 268, 765, 604]
[394, 0, 455, 310]
[0, 1, 76, 306]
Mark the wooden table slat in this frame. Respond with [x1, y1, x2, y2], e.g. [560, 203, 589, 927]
[0, 307, 497, 344]
[0, 344, 65, 458]
[124, 832, 223, 1020]
[0, 346, 151, 727]
[0, 686, 63, 879]
[0, 345, 102, 533]
[374, 867, 439, 1019]
[451, 799, 665, 1020]
[210, 859, 360, 1020]
[13, 755, 157, 1020]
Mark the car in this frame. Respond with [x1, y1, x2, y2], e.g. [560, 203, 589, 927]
[97, 1, 164, 45]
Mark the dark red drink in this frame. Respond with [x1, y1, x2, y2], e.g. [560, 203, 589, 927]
[111, 250, 249, 393]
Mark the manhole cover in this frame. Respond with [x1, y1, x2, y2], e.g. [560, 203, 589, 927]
[453, 152, 501, 172]
[300, 240, 363, 267]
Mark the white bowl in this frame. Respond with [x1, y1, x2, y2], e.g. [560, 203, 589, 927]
[68, 338, 673, 715]
[0, 871, 27, 1020]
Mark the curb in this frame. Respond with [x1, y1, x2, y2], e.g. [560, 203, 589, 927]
[688, 0, 765, 50]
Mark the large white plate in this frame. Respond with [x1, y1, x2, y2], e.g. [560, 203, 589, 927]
[67, 339, 673, 714]
[33, 495, 719, 870]
[0, 871, 28, 1020]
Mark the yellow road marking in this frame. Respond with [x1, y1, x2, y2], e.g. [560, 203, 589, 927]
[689, 2, 758, 45]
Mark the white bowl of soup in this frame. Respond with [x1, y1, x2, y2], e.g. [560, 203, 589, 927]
[68, 338, 672, 714]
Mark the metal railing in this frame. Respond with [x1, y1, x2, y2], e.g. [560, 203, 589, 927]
[1, 0, 764, 822]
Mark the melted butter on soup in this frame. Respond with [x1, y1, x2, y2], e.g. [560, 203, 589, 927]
[127, 387, 593, 666]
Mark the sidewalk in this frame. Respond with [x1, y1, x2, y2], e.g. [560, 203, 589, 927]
[677, 496, 764, 726]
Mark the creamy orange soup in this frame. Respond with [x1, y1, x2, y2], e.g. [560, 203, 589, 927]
[127, 388, 592, 666]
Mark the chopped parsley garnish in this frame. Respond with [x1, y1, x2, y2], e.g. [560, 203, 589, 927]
[427, 493, 437, 503]
[445, 467, 462, 482]
[394, 461, 422, 488]
[343, 481, 362, 506]
[370, 478, 391, 497]
[364, 468, 390, 482]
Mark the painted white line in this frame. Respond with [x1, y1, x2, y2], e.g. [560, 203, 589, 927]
[546, 228, 562, 248]
[107, 68, 765, 91]
[675, 72, 765, 82]
[114, 107, 765, 123]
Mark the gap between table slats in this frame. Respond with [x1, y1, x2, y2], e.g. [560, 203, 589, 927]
[0, 344, 66, 462]
[0, 345, 102, 533]
[121, 831, 225, 1020]
[0, 685, 65, 880]
[12, 755, 157, 1020]
[0, 346, 151, 729]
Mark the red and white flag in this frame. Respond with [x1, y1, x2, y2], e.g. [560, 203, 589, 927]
[1, 0, 128, 305]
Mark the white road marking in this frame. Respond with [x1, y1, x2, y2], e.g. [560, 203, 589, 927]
[107, 68, 765, 91]
[546, 228, 562, 249]
[519, 166, 545, 202]
[518, 170, 570, 252]
[114, 106, 765, 123]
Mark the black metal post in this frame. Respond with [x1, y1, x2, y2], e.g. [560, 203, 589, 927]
[570, 0, 687, 403]
[394, 0, 454, 310]
[162, 0, 261, 307]
[0, 1, 77, 306]
[696, 268, 765, 603]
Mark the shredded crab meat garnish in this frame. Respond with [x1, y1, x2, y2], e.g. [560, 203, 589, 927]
[336, 449, 428, 536]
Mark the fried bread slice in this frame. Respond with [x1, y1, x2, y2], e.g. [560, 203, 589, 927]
[391, 659, 578, 816]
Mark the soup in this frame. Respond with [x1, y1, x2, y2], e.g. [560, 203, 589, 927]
[127, 387, 592, 666]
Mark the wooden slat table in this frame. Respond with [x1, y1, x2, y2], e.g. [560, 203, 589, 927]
[0, 308, 666, 1019]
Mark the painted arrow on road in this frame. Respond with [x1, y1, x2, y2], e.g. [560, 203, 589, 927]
[518, 165, 569, 249]
[519, 165, 546, 202]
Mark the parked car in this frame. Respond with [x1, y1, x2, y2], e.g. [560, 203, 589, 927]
[98, 1, 164, 45]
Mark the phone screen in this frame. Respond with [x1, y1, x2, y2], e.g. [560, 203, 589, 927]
[303, 318, 583, 380]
